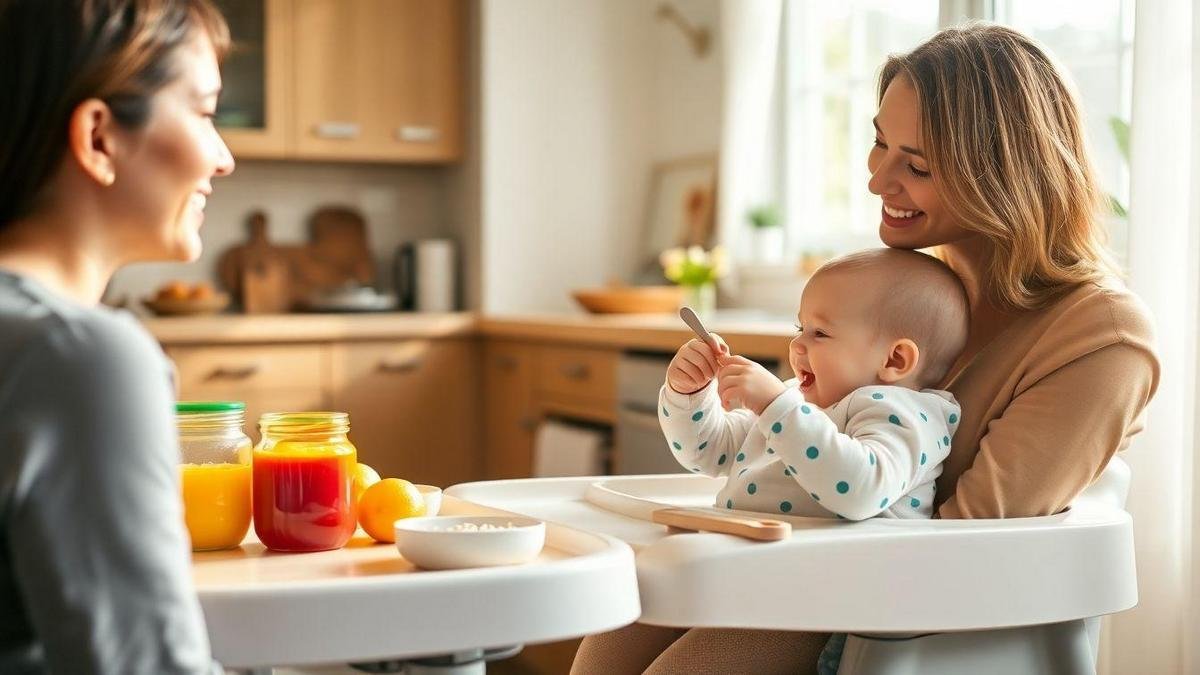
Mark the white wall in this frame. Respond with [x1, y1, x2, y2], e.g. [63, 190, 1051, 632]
[479, 0, 722, 313]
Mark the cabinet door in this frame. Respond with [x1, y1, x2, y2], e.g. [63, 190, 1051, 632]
[166, 344, 329, 443]
[483, 341, 538, 479]
[330, 339, 480, 487]
[292, 0, 464, 162]
[212, 0, 292, 158]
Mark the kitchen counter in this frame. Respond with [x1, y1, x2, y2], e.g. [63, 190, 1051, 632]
[142, 310, 796, 356]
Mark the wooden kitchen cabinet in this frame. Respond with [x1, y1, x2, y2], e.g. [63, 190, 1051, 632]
[215, 0, 464, 163]
[166, 344, 329, 442]
[291, 0, 464, 162]
[212, 0, 292, 158]
[331, 338, 480, 487]
[483, 341, 538, 480]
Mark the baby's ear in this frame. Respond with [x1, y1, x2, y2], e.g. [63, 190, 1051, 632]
[877, 339, 920, 384]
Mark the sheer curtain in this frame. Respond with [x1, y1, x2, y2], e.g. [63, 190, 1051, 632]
[716, 0, 782, 265]
[1102, 0, 1199, 673]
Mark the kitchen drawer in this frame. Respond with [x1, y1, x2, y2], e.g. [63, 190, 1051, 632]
[167, 344, 326, 392]
[536, 346, 617, 402]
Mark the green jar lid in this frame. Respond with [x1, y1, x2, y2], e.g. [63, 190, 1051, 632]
[176, 401, 246, 413]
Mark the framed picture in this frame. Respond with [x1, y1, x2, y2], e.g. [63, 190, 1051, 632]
[641, 155, 718, 270]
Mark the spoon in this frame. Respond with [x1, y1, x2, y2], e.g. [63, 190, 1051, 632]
[679, 306, 721, 353]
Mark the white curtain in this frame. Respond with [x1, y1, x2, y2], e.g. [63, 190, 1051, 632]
[716, 0, 782, 265]
[1102, 1, 1199, 673]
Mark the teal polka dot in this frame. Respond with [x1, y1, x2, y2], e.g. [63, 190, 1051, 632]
[788, 465, 797, 473]
[871, 392, 883, 400]
[780, 501, 793, 513]
[698, 441, 708, 451]
[748, 483, 757, 495]
[692, 410, 704, 421]
[943, 436, 950, 446]
[880, 497, 889, 508]
[901, 481, 906, 489]
[836, 514, 846, 520]
[726, 499, 733, 509]
[672, 441, 682, 450]
[739, 468, 749, 477]
[869, 452, 875, 466]
[771, 422, 783, 434]
[888, 414, 902, 426]
[811, 492, 820, 501]
[662, 406, 669, 417]
[718, 454, 727, 466]
[784, 468, 791, 476]
[767, 447, 775, 454]
[836, 481, 850, 494]
[920, 452, 927, 465]
[736, 452, 746, 462]
[949, 413, 958, 424]
[910, 497, 921, 508]
[692, 467, 701, 472]
[801, 405, 811, 414]
[919, 412, 928, 422]
[806, 446, 819, 459]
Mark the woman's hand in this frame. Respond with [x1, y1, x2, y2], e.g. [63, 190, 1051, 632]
[667, 335, 729, 395]
[717, 355, 786, 414]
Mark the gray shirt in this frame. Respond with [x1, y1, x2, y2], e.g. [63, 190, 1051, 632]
[0, 270, 218, 674]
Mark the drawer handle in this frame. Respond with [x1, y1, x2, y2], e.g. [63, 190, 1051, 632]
[495, 355, 518, 371]
[378, 358, 421, 374]
[561, 363, 590, 380]
[396, 125, 440, 143]
[314, 121, 361, 139]
[209, 364, 260, 380]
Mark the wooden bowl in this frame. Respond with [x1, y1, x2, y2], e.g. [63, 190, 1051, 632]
[142, 292, 231, 316]
[572, 286, 684, 314]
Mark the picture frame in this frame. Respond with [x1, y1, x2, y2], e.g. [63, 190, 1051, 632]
[641, 154, 718, 271]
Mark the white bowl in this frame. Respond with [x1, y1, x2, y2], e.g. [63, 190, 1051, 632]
[415, 484, 442, 516]
[394, 515, 546, 570]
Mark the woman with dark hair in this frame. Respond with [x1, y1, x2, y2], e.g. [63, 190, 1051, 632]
[0, 1, 234, 672]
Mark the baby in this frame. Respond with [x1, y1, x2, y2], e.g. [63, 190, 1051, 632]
[660, 248, 969, 520]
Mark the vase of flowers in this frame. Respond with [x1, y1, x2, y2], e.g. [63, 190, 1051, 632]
[660, 245, 728, 317]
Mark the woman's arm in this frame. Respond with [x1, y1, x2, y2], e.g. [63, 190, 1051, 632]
[938, 342, 1158, 519]
[7, 316, 219, 674]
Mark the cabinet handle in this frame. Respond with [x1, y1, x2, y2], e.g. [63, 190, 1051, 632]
[561, 363, 590, 380]
[378, 358, 421, 374]
[395, 125, 440, 143]
[495, 355, 518, 371]
[209, 364, 260, 380]
[519, 416, 538, 432]
[314, 122, 361, 139]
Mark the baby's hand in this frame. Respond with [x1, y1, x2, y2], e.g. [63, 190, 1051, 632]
[667, 334, 729, 395]
[717, 355, 786, 414]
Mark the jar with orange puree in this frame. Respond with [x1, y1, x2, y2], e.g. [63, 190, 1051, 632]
[253, 412, 358, 552]
[177, 402, 253, 551]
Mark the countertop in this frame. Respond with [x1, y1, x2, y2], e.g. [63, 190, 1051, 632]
[142, 310, 796, 356]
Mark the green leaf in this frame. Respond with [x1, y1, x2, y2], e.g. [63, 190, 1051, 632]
[1109, 117, 1130, 162]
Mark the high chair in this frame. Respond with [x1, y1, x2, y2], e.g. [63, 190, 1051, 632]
[447, 455, 1135, 675]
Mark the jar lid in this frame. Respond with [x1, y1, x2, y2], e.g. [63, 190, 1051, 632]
[177, 401, 246, 413]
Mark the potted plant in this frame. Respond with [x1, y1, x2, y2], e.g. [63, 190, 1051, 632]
[660, 245, 729, 316]
[747, 203, 784, 263]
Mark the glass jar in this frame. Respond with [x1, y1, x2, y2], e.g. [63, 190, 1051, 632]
[253, 412, 358, 552]
[177, 402, 253, 552]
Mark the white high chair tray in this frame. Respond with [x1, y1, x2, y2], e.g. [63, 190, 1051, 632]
[191, 495, 639, 668]
[446, 474, 1136, 634]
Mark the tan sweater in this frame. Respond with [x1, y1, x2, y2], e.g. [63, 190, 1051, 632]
[936, 279, 1160, 519]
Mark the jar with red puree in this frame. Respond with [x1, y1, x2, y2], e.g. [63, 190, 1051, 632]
[253, 412, 358, 552]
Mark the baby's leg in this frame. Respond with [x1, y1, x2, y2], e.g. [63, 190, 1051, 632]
[570, 623, 687, 675]
[645, 628, 830, 675]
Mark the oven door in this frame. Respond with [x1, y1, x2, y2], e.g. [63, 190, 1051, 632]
[613, 405, 689, 475]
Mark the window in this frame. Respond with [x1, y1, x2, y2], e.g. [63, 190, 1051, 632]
[778, 0, 1134, 261]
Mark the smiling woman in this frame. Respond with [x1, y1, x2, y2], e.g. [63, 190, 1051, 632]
[0, 1, 234, 673]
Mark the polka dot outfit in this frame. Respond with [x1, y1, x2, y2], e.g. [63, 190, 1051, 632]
[659, 380, 960, 520]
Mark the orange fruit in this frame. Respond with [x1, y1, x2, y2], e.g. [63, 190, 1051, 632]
[358, 478, 426, 543]
[352, 462, 381, 505]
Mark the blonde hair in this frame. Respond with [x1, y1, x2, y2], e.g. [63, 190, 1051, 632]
[879, 22, 1118, 311]
[815, 248, 969, 387]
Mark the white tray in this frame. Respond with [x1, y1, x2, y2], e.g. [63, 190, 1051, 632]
[446, 469, 1136, 633]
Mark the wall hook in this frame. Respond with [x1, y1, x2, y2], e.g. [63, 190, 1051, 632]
[657, 3, 711, 58]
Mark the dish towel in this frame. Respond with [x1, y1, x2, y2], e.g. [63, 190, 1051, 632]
[533, 420, 607, 477]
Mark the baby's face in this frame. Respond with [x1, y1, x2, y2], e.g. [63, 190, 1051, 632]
[789, 271, 891, 408]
